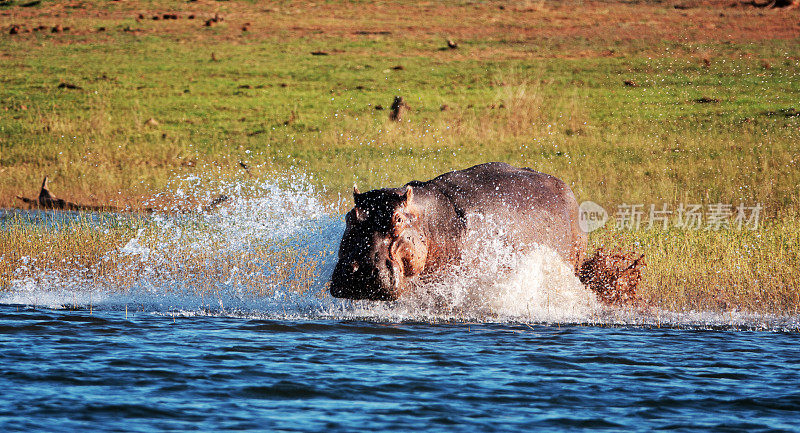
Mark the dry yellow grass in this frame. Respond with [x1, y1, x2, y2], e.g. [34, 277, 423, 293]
[589, 217, 800, 315]
[1, 213, 325, 299]
[2, 210, 797, 315]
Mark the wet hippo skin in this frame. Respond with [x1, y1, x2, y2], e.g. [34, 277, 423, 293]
[330, 162, 586, 301]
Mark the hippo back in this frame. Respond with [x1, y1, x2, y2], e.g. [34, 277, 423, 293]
[419, 162, 586, 270]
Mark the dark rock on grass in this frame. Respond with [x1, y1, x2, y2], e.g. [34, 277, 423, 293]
[57, 82, 82, 90]
[389, 96, 409, 121]
[764, 108, 799, 117]
[9, 25, 21, 35]
[51, 24, 63, 33]
[152, 15, 160, 20]
[310, 51, 328, 56]
[373, 104, 384, 110]
[238, 84, 252, 89]
[96, 27, 106, 32]
[188, 14, 195, 20]
[623, 80, 637, 87]
[205, 13, 223, 26]
[744, 0, 797, 8]
[283, 111, 297, 126]
[137, 14, 144, 20]
[202, 194, 229, 212]
[16, 176, 119, 212]
[392, 65, 404, 70]
[695, 97, 720, 103]
[440, 104, 450, 111]
[353, 30, 392, 35]
[447, 38, 458, 49]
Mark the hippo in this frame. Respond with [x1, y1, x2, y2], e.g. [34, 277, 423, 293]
[329, 162, 591, 301]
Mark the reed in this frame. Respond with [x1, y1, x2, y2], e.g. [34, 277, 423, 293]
[589, 218, 800, 315]
[2, 212, 798, 315]
[0, 212, 325, 299]
[0, 217, 129, 294]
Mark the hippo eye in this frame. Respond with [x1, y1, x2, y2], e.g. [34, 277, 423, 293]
[351, 262, 359, 273]
[354, 207, 367, 222]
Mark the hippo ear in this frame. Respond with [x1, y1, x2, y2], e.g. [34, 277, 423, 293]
[400, 185, 420, 217]
[401, 185, 413, 203]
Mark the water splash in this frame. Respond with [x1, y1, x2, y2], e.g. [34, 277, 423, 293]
[6, 171, 341, 314]
[3, 171, 799, 330]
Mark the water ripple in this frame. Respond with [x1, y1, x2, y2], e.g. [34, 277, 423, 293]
[0, 305, 799, 432]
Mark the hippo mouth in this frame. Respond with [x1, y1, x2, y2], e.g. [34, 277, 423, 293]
[329, 256, 405, 301]
[329, 279, 402, 301]
[385, 256, 404, 296]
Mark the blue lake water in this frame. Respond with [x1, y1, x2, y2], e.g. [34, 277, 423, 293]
[1, 304, 799, 432]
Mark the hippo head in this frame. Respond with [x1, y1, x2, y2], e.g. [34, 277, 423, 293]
[330, 185, 428, 301]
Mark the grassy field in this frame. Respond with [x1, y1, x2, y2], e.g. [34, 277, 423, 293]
[1, 0, 798, 312]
